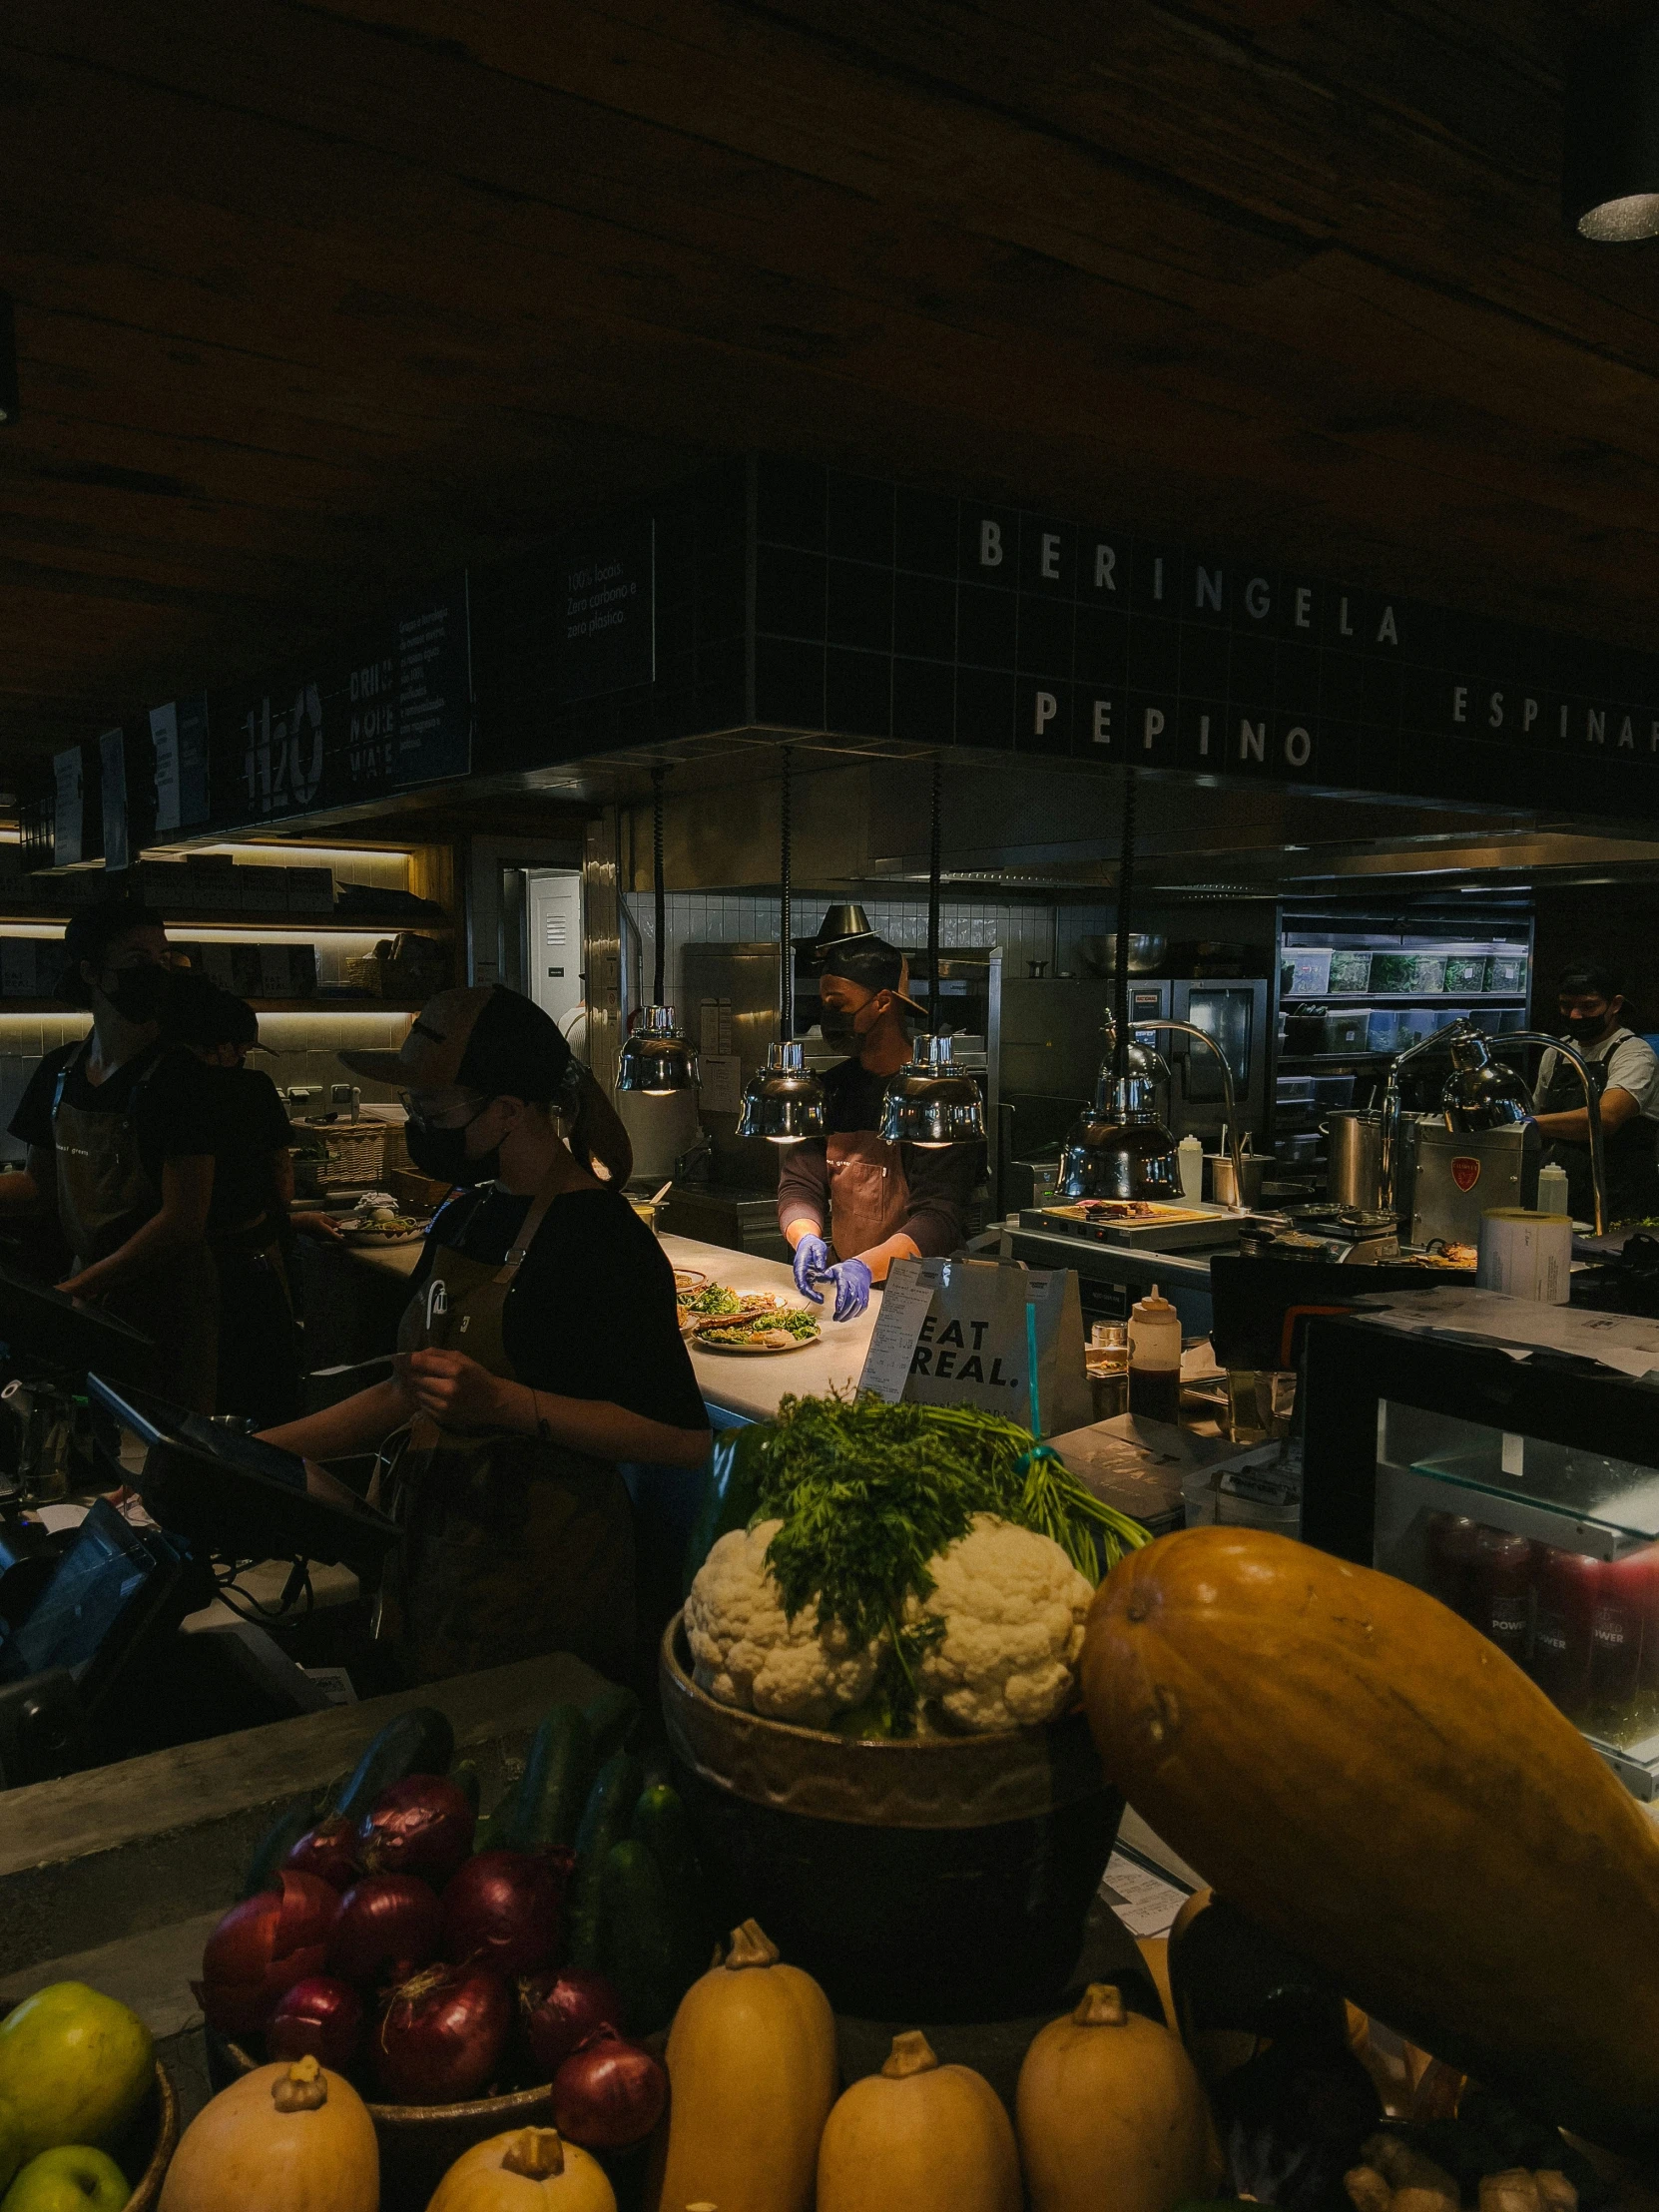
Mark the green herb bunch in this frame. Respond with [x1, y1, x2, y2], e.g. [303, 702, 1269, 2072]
[748, 1393, 1150, 1734]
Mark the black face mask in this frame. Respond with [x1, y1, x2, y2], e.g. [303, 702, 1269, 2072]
[820, 1010, 859, 1050]
[404, 1108, 499, 1188]
[104, 964, 173, 1025]
[1564, 1012, 1613, 1045]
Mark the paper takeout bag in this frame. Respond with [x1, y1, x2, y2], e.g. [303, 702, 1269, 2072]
[858, 1255, 1092, 1436]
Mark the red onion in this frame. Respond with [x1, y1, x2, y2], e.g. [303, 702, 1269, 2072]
[442, 1850, 563, 1975]
[327, 1874, 443, 1985]
[282, 1820, 358, 1893]
[372, 1964, 512, 2105]
[193, 1871, 338, 2038]
[356, 1774, 475, 1885]
[551, 2026, 667, 2149]
[519, 1967, 626, 2078]
[269, 1974, 364, 2070]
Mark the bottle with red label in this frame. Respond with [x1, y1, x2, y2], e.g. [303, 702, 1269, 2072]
[1528, 1545, 1600, 1720]
[1423, 1511, 1483, 1623]
[1591, 1545, 1652, 1734]
[1472, 1525, 1532, 1665]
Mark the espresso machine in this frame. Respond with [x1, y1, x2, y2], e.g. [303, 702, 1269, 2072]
[1382, 1019, 1606, 1245]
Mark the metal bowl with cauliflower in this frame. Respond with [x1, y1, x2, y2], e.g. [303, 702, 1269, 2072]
[682, 1394, 1150, 1739]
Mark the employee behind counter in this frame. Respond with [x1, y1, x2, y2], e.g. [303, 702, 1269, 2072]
[260, 984, 711, 1687]
[779, 934, 975, 1320]
[0, 899, 221, 1410]
[1532, 961, 1659, 1225]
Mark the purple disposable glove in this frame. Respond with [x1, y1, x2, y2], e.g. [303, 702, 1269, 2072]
[825, 1257, 873, 1322]
[792, 1234, 830, 1302]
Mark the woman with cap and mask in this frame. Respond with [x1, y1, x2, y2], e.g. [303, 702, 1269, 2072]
[0, 898, 220, 1409]
[778, 933, 976, 1319]
[258, 984, 711, 1687]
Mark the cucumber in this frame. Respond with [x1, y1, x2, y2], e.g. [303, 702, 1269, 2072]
[449, 1758, 482, 1812]
[240, 1799, 314, 1898]
[505, 1704, 596, 1856]
[332, 1706, 455, 1822]
[602, 1839, 680, 2034]
[581, 1682, 642, 1766]
[630, 1783, 713, 1985]
[567, 1751, 645, 1969]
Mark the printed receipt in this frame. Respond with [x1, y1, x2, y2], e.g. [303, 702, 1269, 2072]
[857, 1257, 944, 1401]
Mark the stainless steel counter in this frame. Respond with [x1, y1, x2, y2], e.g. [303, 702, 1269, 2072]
[998, 1222, 1216, 1337]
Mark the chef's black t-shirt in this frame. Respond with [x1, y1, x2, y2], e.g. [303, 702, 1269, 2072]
[411, 1184, 709, 1436]
[201, 1064, 292, 1238]
[10, 1039, 218, 1186]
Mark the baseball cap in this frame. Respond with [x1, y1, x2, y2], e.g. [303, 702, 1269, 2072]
[339, 984, 574, 1100]
[815, 933, 927, 1018]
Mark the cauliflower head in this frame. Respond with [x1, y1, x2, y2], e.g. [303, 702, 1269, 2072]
[685, 1519, 884, 1730]
[904, 1513, 1095, 1732]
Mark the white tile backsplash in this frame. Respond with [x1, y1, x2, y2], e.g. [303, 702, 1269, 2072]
[625, 891, 1114, 1010]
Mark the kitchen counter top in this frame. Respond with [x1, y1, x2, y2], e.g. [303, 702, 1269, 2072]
[663, 1233, 877, 1421]
[335, 1223, 875, 1423]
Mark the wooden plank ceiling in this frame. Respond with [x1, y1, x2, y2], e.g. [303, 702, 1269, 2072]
[0, 0, 1651, 787]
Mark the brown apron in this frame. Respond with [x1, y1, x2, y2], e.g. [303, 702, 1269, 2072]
[826, 1130, 912, 1260]
[52, 1048, 218, 1413]
[374, 1174, 636, 1687]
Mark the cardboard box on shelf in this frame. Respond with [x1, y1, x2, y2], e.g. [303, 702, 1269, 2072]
[286, 867, 334, 912]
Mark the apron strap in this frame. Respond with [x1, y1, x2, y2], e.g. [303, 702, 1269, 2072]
[493, 1167, 568, 1284]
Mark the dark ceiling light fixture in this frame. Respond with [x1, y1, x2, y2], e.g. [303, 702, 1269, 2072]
[1564, 17, 1659, 242]
[880, 755, 987, 1149]
[617, 765, 697, 1095]
[1058, 766, 1183, 1201]
[0, 293, 18, 426]
[739, 747, 826, 1144]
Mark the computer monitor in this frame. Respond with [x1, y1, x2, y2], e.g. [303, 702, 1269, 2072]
[85, 1375, 401, 1578]
[0, 1260, 154, 1382]
[0, 1497, 192, 1714]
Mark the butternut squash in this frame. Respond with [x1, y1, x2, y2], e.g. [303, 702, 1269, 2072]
[426, 2128, 616, 2211]
[1016, 1983, 1214, 2212]
[1081, 1526, 1659, 2150]
[159, 2055, 377, 2212]
[644, 1920, 836, 2212]
[817, 2031, 1020, 2212]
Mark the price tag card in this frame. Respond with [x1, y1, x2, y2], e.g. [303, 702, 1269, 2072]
[856, 1257, 943, 1401]
[699, 1052, 743, 1114]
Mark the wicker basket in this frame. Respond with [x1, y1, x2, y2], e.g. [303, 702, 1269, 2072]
[124, 2063, 180, 2212]
[661, 1612, 1124, 2021]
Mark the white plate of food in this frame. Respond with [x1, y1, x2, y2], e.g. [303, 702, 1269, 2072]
[693, 1308, 823, 1355]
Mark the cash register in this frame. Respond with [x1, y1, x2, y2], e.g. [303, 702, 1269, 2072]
[0, 1264, 398, 1788]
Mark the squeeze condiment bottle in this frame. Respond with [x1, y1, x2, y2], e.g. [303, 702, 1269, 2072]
[1128, 1284, 1182, 1425]
[1537, 1162, 1570, 1216]
[1177, 1134, 1204, 1200]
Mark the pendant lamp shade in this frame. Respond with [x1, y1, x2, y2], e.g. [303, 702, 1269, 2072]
[1439, 1023, 1531, 1132]
[879, 1033, 986, 1148]
[737, 748, 825, 1144]
[813, 901, 872, 956]
[1058, 1048, 1182, 1202]
[738, 1040, 826, 1142]
[617, 1003, 697, 1094]
[1565, 20, 1659, 241]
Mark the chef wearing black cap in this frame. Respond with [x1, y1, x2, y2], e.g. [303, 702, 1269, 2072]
[260, 984, 710, 1686]
[778, 934, 975, 1319]
[0, 898, 219, 1408]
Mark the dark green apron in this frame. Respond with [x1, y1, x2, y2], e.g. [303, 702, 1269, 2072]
[373, 1175, 636, 1685]
[52, 1047, 218, 1413]
[1538, 1031, 1659, 1226]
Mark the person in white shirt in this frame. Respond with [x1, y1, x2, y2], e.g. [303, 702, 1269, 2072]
[1533, 962, 1659, 1224]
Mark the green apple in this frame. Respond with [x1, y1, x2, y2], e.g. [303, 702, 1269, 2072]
[0, 2146, 129, 2212]
[0, 1985, 152, 2159]
[0, 2104, 20, 2197]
